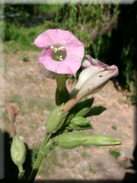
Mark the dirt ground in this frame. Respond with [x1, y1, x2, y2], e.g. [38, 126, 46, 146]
[0, 49, 136, 181]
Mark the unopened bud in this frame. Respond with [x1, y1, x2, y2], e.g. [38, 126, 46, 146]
[11, 135, 26, 168]
[58, 132, 121, 149]
[83, 134, 122, 146]
[69, 116, 90, 126]
[58, 132, 88, 149]
[46, 104, 64, 133]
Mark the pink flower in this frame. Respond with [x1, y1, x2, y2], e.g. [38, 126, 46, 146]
[70, 55, 119, 97]
[32, 29, 84, 76]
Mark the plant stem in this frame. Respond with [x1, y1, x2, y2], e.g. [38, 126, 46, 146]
[28, 133, 50, 183]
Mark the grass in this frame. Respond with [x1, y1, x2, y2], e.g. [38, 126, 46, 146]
[109, 148, 121, 159]
[81, 148, 89, 159]
[112, 125, 117, 130]
[22, 54, 30, 62]
[8, 93, 22, 111]
[89, 164, 97, 174]
[27, 96, 55, 114]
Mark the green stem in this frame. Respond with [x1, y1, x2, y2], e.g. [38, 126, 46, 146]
[18, 165, 26, 183]
[28, 133, 50, 183]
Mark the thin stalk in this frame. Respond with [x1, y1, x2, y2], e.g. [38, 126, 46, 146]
[28, 133, 50, 183]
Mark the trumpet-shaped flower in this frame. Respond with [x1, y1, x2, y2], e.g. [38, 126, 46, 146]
[32, 29, 84, 76]
[70, 55, 118, 97]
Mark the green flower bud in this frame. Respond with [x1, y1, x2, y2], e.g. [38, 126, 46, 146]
[46, 104, 64, 133]
[69, 123, 93, 130]
[58, 133, 121, 149]
[11, 135, 26, 168]
[71, 98, 94, 117]
[58, 132, 89, 149]
[83, 134, 122, 146]
[69, 116, 91, 126]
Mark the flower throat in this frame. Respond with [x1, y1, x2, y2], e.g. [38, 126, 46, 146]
[51, 45, 67, 61]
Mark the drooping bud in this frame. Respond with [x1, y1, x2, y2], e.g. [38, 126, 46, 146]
[46, 104, 64, 133]
[83, 134, 122, 146]
[70, 55, 109, 97]
[62, 64, 119, 114]
[11, 135, 26, 170]
[58, 132, 89, 149]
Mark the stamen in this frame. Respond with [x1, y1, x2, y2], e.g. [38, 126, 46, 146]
[51, 45, 67, 61]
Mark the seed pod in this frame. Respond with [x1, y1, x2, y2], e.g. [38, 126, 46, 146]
[58, 132, 89, 149]
[11, 135, 26, 168]
[46, 104, 64, 133]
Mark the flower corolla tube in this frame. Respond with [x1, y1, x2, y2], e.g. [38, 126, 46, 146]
[32, 29, 84, 76]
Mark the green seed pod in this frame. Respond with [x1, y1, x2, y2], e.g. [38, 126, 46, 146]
[58, 132, 89, 149]
[83, 134, 122, 146]
[70, 98, 95, 117]
[11, 135, 26, 168]
[46, 104, 64, 133]
[69, 116, 91, 126]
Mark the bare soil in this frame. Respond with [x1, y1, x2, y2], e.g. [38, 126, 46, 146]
[0, 49, 135, 181]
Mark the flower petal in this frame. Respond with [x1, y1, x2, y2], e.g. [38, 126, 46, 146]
[82, 55, 108, 69]
[32, 29, 72, 48]
[38, 47, 82, 76]
[67, 34, 84, 58]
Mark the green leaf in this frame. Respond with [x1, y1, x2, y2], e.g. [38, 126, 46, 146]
[85, 105, 107, 117]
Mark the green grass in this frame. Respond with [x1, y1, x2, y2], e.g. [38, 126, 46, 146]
[9, 93, 22, 109]
[112, 125, 117, 130]
[109, 148, 121, 159]
[89, 164, 97, 174]
[22, 54, 30, 62]
[81, 148, 89, 159]
[27, 96, 55, 114]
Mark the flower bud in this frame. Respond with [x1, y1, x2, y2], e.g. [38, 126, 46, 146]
[11, 135, 26, 168]
[70, 55, 109, 97]
[58, 132, 121, 149]
[68, 123, 93, 130]
[58, 132, 89, 149]
[83, 134, 121, 146]
[68, 116, 93, 130]
[46, 104, 64, 133]
[69, 116, 91, 126]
